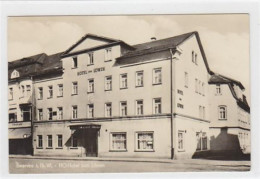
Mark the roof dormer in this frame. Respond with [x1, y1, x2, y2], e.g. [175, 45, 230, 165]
[11, 70, 20, 79]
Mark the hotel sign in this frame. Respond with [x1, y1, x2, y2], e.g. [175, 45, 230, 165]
[70, 124, 101, 130]
[9, 121, 31, 129]
[77, 67, 105, 76]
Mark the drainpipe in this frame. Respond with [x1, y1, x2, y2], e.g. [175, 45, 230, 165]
[169, 48, 175, 159]
[30, 76, 34, 156]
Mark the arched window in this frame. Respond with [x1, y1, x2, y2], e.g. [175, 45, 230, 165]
[218, 105, 227, 120]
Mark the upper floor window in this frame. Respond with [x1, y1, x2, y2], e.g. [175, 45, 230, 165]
[195, 79, 198, 93]
[120, 74, 127, 89]
[9, 113, 17, 123]
[120, 101, 127, 116]
[88, 104, 94, 118]
[26, 85, 31, 96]
[72, 105, 78, 119]
[38, 87, 43, 100]
[72, 56, 78, 68]
[48, 108, 53, 120]
[105, 76, 112, 91]
[195, 54, 198, 65]
[219, 105, 227, 120]
[38, 109, 43, 121]
[199, 106, 205, 119]
[9, 87, 13, 100]
[202, 82, 205, 96]
[88, 79, 94, 93]
[216, 84, 221, 95]
[72, 82, 78, 95]
[48, 86, 53, 98]
[21, 107, 31, 122]
[136, 71, 144, 87]
[153, 68, 162, 85]
[105, 48, 112, 61]
[192, 51, 195, 63]
[57, 107, 63, 120]
[88, 53, 94, 65]
[153, 98, 161, 114]
[184, 72, 188, 88]
[136, 100, 143, 115]
[105, 103, 112, 117]
[21, 85, 25, 97]
[58, 84, 63, 97]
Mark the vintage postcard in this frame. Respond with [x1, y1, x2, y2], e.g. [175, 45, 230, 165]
[7, 14, 250, 174]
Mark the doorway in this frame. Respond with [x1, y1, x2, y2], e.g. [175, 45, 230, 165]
[83, 129, 98, 157]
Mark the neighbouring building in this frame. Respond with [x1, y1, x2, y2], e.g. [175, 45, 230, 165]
[8, 31, 250, 159]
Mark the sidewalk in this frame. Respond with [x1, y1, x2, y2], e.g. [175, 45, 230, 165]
[9, 155, 250, 167]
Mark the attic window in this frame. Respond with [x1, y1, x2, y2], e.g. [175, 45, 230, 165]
[72, 56, 78, 68]
[105, 48, 112, 62]
[11, 70, 20, 79]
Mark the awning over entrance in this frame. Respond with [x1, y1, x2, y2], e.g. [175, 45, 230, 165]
[69, 124, 101, 130]
[9, 128, 31, 139]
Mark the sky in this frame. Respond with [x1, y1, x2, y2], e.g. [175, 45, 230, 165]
[8, 15, 250, 100]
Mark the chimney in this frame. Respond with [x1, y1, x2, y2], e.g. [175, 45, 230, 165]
[151, 37, 156, 41]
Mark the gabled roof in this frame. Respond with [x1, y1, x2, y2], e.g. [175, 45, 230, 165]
[62, 33, 134, 57]
[208, 73, 245, 90]
[115, 31, 212, 74]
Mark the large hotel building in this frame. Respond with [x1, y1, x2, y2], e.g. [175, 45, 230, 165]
[8, 31, 250, 159]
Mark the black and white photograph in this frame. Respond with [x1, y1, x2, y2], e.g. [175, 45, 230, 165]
[7, 14, 251, 174]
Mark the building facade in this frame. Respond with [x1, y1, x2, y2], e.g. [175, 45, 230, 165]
[8, 31, 250, 159]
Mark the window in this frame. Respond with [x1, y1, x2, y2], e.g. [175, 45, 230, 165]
[58, 84, 63, 97]
[72, 106, 78, 119]
[71, 135, 78, 147]
[48, 108, 53, 120]
[57, 135, 63, 148]
[105, 76, 112, 91]
[120, 101, 127, 116]
[202, 82, 205, 96]
[38, 87, 43, 100]
[195, 79, 198, 93]
[136, 132, 154, 151]
[38, 109, 43, 121]
[88, 53, 94, 65]
[21, 107, 31, 121]
[202, 132, 207, 150]
[21, 85, 25, 97]
[9, 88, 13, 100]
[72, 56, 78, 68]
[48, 86, 53, 98]
[37, 135, 43, 148]
[88, 104, 94, 118]
[120, 74, 127, 89]
[136, 100, 143, 115]
[9, 113, 17, 122]
[196, 132, 208, 151]
[153, 68, 162, 84]
[216, 84, 221, 95]
[72, 82, 78, 95]
[178, 131, 185, 151]
[105, 48, 112, 61]
[47, 135, 53, 148]
[198, 81, 201, 94]
[195, 54, 198, 65]
[105, 103, 112, 117]
[26, 85, 31, 96]
[88, 79, 94, 93]
[153, 98, 161, 114]
[196, 132, 201, 150]
[219, 106, 227, 120]
[57, 107, 63, 120]
[199, 106, 205, 119]
[136, 71, 144, 87]
[110, 133, 127, 151]
[192, 51, 194, 63]
[184, 72, 188, 87]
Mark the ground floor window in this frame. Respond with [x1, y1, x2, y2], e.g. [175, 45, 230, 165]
[71, 135, 78, 147]
[37, 135, 43, 148]
[57, 135, 63, 148]
[196, 132, 208, 151]
[136, 132, 154, 151]
[110, 133, 127, 151]
[47, 135, 52, 148]
[21, 107, 31, 121]
[178, 131, 185, 151]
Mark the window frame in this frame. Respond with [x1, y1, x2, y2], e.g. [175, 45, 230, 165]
[57, 84, 63, 97]
[135, 71, 144, 87]
[72, 105, 78, 119]
[105, 76, 112, 91]
[48, 108, 53, 121]
[218, 105, 227, 120]
[153, 98, 162, 114]
[72, 56, 78, 68]
[152, 68, 162, 85]
[110, 132, 127, 151]
[88, 104, 94, 118]
[105, 103, 112, 117]
[57, 107, 63, 120]
[47, 135, 53, 148]
[88, 52, 94, 65]
[216, 84, 222, 95]
[105, 48, 112, 62]
[184, 72, 189, 88]
[120, 101, 127, 116]
[57, 134, 63, 148]
[38, 108, 43, 121]
[135, 131, 154, 152]
[48, 85, 53, 98]
[37, 135, 43, 148]
[178, 130, 185, 152]
[120, 73, 128, 89]
[88, 78, 94, 93]
[136, 100, 144, 115]
[9, 87, 13, 100]
[38, 87, 43, 100]
[72, 82, 78, 95]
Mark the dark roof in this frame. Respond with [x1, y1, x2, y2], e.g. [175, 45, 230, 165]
[208, 73, 245, 90]
[115, 31, 212, 74]
[8, 52, 63, 80]
[62, 33, 134, 57]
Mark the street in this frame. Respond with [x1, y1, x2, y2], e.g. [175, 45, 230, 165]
[9, 157, 250, 173]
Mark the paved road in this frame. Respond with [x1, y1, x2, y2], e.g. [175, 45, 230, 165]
[9, 158, 250, 174]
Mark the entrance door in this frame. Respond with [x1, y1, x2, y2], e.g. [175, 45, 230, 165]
[85, 130, 98, 157]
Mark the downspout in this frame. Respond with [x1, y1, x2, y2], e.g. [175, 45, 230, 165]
[169, 48, 176, 159]
[30, 76, 34, 155]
